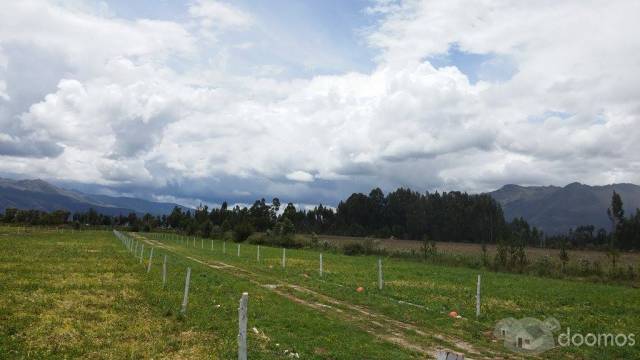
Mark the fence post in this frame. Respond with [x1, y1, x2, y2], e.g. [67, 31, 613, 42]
[476, 274, 481, 317]
[147, 247, 154, 273]
[282, 248, 286, 269]
[223, 241, 226, 254]
[257, 245, 260, 262]
[181, 267, 191, 315]
[201, 238, 203, 249]
[140, 244, 145, 264]
[211, 239, 214, 251]
[378, 258, 383, 290]
[237, 243, 241, 257]
[238, 292, 249, 360]
[436, 350, 464, 360]
[162, 255, 167, 288]
[320, 253, 323, 277]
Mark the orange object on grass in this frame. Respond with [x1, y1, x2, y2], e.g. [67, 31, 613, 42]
[448, 311, 458, 318]
[356, 286, 365, 293]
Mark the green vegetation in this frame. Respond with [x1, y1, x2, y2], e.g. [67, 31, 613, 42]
[2, 227, 638, 359]
[145, 231, 640, 359]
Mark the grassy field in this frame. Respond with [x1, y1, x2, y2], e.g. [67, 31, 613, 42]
[299, 233, 640, 268]
[1, 227, 639, 359]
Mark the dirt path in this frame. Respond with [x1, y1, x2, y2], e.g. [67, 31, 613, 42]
[134, 234, 518, 360]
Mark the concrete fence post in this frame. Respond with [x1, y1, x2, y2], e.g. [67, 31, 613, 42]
[181, 267, 191, 315]
[147, 247, 154, 273]
[378, 258, 383, 290]
[238, 292, 249, 360]
[162, 255, 167, 288]
[476, 274, 481, 317]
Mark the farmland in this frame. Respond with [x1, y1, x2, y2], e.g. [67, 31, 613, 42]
[1, 227, 639, 359]
[300, 233, 640, 268]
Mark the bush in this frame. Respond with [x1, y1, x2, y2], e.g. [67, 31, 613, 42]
[233, 221, 255, 242]
[531, 255, 554, 276]
[310, 232, 319, 247]
[247, 233, 267, 245]
[211, 225, 222, 238]
[343, 242, 366, 256]
[578, 258, 591, 275]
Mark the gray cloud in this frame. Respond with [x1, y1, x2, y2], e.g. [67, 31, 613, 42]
[1, 0, 639, 207]
[0, 135, 63, 158]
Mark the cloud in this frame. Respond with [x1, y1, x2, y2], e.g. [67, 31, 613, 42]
[0, 46, 8, 101]
[0, 133, 63, 158]
[1, 0, 640, 206]
[286, 171, 314, 182]
[188, 0, 253, 40]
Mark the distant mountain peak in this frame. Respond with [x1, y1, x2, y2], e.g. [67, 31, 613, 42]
[0, 177, 190, 215]
[489, 182, 640, 234]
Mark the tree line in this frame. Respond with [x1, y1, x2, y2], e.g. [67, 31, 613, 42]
[2, 187, 639, 251]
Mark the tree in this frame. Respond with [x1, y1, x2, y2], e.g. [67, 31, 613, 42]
[495, 238, 508, 268]
[421, 234, 437, 260]
[559, 240, 569, 273]
[233, 221, 255, 242]
[221, 219, 232, 232]
[607, 191, 624, 271]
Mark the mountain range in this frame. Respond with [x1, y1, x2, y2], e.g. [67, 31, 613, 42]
[0, 178, 188, 216]
[2, 178, 640, 234]
[488, 182, 640, 234]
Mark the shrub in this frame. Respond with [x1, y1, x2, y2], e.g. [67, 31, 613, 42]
[310, 232, 319, 247]
[247, 233, 267, 245]
[343, 242, 365, 256]
[531, 255, 554, 276]
[363, 237, 381, 254]
[578, 258, 591, 275]
[233, 221, 255, 242]
[211, 225, 222, 238]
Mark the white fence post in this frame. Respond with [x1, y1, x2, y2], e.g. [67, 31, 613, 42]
[320, 253, 323, 277]
[238, 292, 249, 360]
[237, 243, 241, 257]
[378, 258, 383, 290]
[181, 267, 191, 315]
[282, 248, 286, 269]
[476, 274, 481, 317]
[162, 255, 167, 288]
[211, 239, 214, 251]
[147, 247, 154, 273]
[257, 245, 260, 262]
[436, 350, 464, 360]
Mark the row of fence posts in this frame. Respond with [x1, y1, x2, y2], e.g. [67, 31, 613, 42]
[151, 231, 484, 318]
[113, 230, 251, 359]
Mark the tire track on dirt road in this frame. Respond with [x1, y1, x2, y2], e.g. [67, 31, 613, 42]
[134, 234, 517, 360]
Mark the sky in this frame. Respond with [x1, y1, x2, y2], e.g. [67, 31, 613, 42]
[1, 0, 639, 208]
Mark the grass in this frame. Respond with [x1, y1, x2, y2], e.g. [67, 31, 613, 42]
[151, 232, 640, 359]
[298, 233, 640, 269]
[1, 227, 638, 359]
[0, 227, 424, 359]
